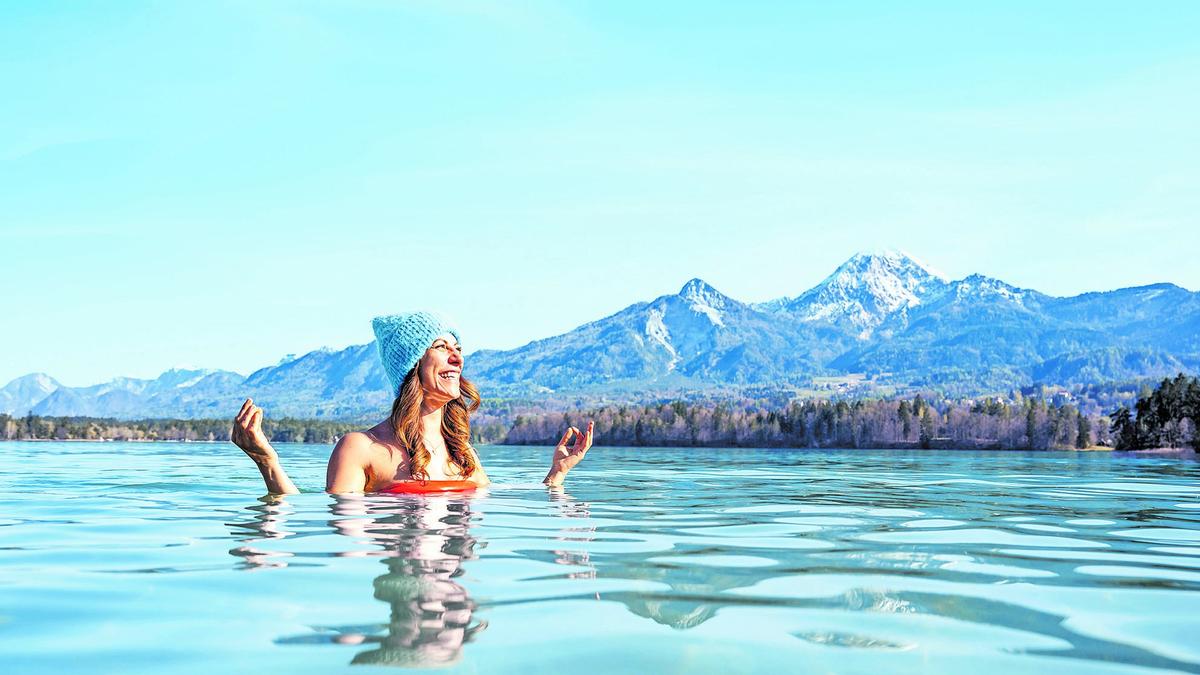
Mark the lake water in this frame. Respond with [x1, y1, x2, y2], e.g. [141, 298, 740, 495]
[2, 442, 1199, 674]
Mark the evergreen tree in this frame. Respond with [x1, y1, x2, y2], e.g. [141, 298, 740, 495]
[1025, 403, 1038, 450]
[1076, 414, 1091, 449]
[898, 400, 913, 440]
[1110, 406, 1137, 450]
[919, 408, 935, 449]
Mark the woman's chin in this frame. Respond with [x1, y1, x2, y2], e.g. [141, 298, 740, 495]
[427, 384, 461, 401]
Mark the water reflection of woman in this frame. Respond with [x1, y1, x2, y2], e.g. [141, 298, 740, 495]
[230, 311, 593, 493]
[236, 494, 486, 667]
[332, 495, 485, 667]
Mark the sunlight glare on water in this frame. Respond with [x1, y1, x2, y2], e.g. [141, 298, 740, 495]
[1, 442, 1199, 674]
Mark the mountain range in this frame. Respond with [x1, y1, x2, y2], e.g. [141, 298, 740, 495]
[4, 251, 1197, 420]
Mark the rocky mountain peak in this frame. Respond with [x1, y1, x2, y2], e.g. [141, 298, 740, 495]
[678, 278, 724, 303]
[777, 250, 948, 337]
[836, 250, 947, 284]
[676, 278, 732, 326]
[952, 274, 1028, 302]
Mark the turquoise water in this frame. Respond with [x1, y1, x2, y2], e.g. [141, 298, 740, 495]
[2, 442, 1199, 674]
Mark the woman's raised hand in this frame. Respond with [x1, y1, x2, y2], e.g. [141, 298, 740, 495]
[232, 398, 300, 495]
[545, 421, 594, 486]
[231, 398, 277, 467]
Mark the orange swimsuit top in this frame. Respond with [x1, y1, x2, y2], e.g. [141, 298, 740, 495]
[379, 480, 479, 495]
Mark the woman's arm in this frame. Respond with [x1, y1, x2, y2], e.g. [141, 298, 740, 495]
[231, 399, 300, 495]
[544, 421, 594, 487]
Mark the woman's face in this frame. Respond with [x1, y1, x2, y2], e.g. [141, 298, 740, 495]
[417, 333, 463, 404]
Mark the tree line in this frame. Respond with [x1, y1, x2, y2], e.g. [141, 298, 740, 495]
[504, 394, 1105, 450]
[18, 377, 1200, 451]
[0, 413, 362, 444]
[1109, 373, 1200, 450]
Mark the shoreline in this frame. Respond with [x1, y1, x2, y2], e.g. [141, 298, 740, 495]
[1112, 447, 1198, 457]
[6, 438, 229, 443]
[3, 438, 1196, 455]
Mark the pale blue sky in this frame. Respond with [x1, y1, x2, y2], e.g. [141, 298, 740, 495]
[2, 1, 1198, 386]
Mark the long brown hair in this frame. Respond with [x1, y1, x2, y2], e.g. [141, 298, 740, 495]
[389, 367, 481, 480]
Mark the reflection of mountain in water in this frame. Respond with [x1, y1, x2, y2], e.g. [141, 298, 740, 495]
[625, 594, 718, 631]
[594, 557, 774, 630]
[511, 486, 944, 631]
[513, 542, 925, 630]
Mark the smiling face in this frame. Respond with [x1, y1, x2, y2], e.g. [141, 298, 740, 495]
[416, 333, 463, 405]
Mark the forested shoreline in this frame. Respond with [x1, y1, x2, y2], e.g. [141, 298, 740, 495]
[1109, 374, 1200, 450]
[0, 414, 361, 444]
[504, 395, 1106, 450]
[4, 375, 1196, 452]
[0, 399, 1105, 450]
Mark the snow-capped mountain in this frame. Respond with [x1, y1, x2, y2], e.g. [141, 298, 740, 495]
[26, 369, 247, 418]
[0, 373, 61, 415]
[6, 251, 1199, 420]
[240, 342, 390, 419]
[946, 274, 1041, 305]
[467, 279, 846, 391]
[755, 250, 948, 338]
[677, 278, 730, 327]
[833, 273, 1075, 384]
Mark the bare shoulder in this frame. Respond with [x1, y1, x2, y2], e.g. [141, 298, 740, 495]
[337, 430, 377, 449]
[325, 431, 381, 493]
[467, 444, 491, 486]
[330, 431, 383, 464]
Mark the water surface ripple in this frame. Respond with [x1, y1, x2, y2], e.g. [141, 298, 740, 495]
[1, 442, 1198, 673]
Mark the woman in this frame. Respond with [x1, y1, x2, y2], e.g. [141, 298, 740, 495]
[231, 311, 593, 494]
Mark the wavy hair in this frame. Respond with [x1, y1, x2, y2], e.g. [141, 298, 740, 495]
[389, 367, 481, 480]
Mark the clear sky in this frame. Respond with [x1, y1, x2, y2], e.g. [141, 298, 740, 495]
[2, 1, 1198, 386]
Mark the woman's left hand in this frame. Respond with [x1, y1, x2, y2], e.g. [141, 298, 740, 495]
[545, 421, 593, 486]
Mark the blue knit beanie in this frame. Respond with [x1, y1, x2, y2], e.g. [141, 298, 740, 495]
[372, 312, 462, 396]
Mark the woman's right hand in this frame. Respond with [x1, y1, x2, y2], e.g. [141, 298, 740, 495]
[231, 398, 277, 467]
[544, 421, 594, 486]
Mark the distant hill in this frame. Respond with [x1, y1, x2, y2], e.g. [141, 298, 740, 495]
[28, 369, 247, 419]
[4, 251, 1197, 420]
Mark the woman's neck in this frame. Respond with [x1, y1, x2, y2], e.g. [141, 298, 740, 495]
[419, 399, 446, 444]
